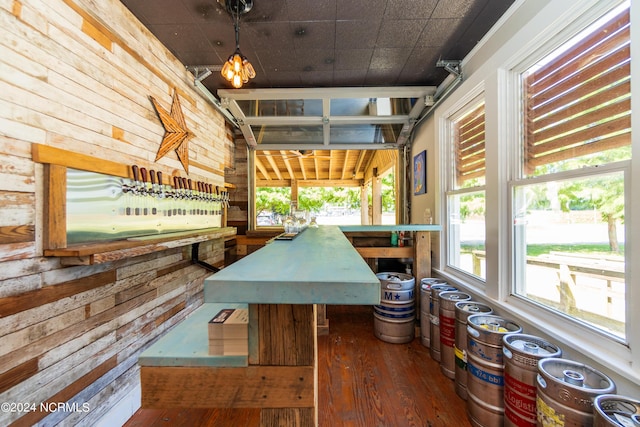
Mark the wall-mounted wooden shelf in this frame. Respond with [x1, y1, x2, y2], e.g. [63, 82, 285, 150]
[45, 227, 236, 266]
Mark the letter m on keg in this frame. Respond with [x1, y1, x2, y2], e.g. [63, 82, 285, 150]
[384, 291, 394, 300]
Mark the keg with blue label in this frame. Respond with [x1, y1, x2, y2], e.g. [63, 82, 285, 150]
[466, 314, 522, 427]
[455, 301, 493, 401]
[373, 272, 416, 344]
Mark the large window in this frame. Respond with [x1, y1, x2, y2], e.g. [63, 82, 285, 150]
[446, 99, 486, 279]
[512, 3, 630, 338]
[254, 175, 397, 227]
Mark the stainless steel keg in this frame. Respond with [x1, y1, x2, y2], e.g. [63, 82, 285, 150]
[536, 358, 616, 427]
[429, 284, 457, 362]
[466, 314, 522, 427]
[502, 334, 562, 427]
[454, 301, 493, 400]
[438, 290, 471, 379]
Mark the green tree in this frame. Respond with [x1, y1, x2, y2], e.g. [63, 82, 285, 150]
[256, 187, 291, 216]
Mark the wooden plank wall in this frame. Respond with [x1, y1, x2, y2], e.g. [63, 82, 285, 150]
[226, 130, 249, 235]
[0, 0, 235, 425]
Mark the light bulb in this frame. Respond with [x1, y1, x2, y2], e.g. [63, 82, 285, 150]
[233, 53, 243, 72]
[232, 74, 242, 88]
[244, 60, 256, 78]
[221, 61, 234, 81]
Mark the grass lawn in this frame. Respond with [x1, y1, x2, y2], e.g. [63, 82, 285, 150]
[461, 243, 624, 257]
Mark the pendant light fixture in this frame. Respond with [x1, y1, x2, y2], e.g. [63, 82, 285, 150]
[220, 0, 256, 89]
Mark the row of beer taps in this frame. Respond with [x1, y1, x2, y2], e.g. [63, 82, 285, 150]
[121, 165, 229, 216]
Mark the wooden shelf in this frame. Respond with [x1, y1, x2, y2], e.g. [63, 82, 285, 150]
[46, 227, 236, 266]
[353, 246, 413, 258]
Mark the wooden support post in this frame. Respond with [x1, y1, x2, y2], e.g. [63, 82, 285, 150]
[557, 264, 577, 314]
[372, 176, 382, 224]
[316, 304, 329, 335]
[256, 303, 317, 426]
[413, 231, 432, 316]
[360, 185, 369, 225]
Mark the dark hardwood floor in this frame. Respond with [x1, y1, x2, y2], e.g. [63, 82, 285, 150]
[124, 305, 472, 427]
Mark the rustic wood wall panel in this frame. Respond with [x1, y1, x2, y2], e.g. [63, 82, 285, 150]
[0, 0, 235, 424]
[226, 130, 249, 234]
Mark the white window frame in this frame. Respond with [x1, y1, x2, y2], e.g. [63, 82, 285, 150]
[440, 87, 487, 290]
[435, 0, 639, 388]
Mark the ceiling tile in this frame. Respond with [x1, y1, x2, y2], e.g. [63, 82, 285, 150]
[148, 24, 212, 54]
[415, 18, 461, 47]
[244, 22, 296, 51]
[137, 0, 194, 24]
[369, 48, 412, 70]
[431, 0, 477, 18]
[299, 70, 335, 87]
[245, 0, 289, 22]
[181, 0, 229, 23]
[335, 21, 381, 50]
[375, 19, 427, 48]
[255, 49, 304, 72]
[337, 0, 387, 20]
[333, 70, 367, 86]
[334, 49, 374, 71]
[290, 21, 336, 51]
[286, 0, 337, 21]
[384, 0, 438, 20]
[297, 49, 337, 72]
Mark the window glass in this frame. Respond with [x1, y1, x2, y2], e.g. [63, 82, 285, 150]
[448, 190, 486, 278]
[513, 172, 625, 338]
[446, 100, 486, 279]
[513, 3, 629, 338]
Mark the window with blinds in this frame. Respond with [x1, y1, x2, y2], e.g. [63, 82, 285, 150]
[522, 7, 630, 176]
[454, 102, 486, 187]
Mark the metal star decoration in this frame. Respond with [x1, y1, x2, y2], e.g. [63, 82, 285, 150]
[150, 89, 194, 173]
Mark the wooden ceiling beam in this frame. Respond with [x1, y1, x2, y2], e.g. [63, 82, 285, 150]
[354, 151, 366, 180]
[263, 151, 284, 180]
[298, 157, 307, 180]
[254, 155, 271, 180]
[255, 179, 362, 187]
[280, 150, 296, 180]
[341, 150, 350, 180]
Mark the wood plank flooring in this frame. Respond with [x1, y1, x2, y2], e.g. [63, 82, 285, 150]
[124, 304, 472, 427]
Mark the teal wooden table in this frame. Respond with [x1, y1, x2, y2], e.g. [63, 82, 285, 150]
[203, 225, 381, 304]
[140, 226, 380, 427]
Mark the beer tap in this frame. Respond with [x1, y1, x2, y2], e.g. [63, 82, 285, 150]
[149, 170, 158, 215]
[140, 167, 150, 215]
[196, 181, 204, 215]
[182, 177, 191, 215]
[187, 179, 195, 216]
[222, 187, 230, 208]
[156, 170, 166, 216]
[173, 176, 182, 216]
[214, 186, 220, 216]
[121, 166, 134, 216]
[132, 165, 142, 215]
[207, 184, 215, 215]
